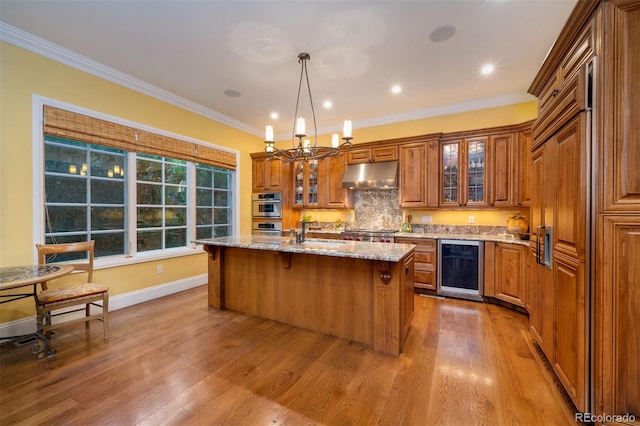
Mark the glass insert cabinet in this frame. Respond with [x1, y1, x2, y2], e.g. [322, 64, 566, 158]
[292, 159, 319, 208]
[440, 137, 489, 207]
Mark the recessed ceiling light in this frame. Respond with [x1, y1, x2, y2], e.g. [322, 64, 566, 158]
[391, 85, 402, 94]
[481, 64, 495, 75]
[270, 112, 279, 120]
[224, 89, 241, 97]
[323, 100, 333, 109]
[429, 25, 456, 43]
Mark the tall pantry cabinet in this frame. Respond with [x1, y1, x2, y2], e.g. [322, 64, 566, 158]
[528, 0, 640, 422]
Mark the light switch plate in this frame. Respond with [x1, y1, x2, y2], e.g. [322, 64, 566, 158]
[421, 215, 432, 223]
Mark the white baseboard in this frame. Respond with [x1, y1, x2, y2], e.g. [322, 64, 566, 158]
[0, 274, 207, 339]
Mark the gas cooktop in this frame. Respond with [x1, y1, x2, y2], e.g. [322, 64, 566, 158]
[340, 228, 399, 242]
[343, 229, 399, 234]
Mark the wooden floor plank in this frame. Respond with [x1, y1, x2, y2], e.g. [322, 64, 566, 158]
[0, 285, 576, 425]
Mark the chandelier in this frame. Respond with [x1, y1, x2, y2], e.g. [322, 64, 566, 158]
[264, 52, 352, 162]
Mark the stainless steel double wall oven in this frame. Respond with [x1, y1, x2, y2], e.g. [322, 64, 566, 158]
[252, 192, 282, 236]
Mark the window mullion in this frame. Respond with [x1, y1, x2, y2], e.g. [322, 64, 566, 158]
[187, 162, 196, 248]
[127, 151, 137, 257]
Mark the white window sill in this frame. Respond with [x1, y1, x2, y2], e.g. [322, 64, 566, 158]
[93, 246, 206, 271]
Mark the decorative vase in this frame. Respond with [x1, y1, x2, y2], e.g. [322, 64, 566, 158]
[507, 216, 529, 238]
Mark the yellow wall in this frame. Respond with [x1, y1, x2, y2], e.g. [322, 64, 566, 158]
[0, 42, 264, 322]
[0, 41, 537, 324]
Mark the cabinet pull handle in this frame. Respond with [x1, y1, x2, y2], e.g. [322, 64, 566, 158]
[535, 225, 545, 265]
[552, 89, 560, 97]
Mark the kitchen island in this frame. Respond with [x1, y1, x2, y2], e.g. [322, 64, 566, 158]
[194, 236, 415, 356]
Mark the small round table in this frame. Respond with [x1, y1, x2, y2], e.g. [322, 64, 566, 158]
[0, 264, 73, 357]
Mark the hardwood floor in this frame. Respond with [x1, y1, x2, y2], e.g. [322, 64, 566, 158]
[0, 286, 577, 425]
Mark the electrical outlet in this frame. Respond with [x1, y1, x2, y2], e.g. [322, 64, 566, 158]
[156, 265, 163, 274]
[421, 215, 432, 223]
[468, 216, 475, 224]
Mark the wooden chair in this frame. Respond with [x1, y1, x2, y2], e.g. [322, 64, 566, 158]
[35, 241, 109, 344]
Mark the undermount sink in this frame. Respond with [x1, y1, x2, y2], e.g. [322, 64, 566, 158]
[301, 239, 347, 248]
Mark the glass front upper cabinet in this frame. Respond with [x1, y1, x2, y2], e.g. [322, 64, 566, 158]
[466, 138, 486, 205]
[440, 137, 488, 207]
[441, 142, 459, 205]
[293, 159, 319, 208]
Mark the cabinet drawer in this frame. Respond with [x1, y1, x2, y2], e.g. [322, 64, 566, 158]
[415, 269, 435, 285]
[372, 146, 398, 162]
[559, 23, 594, 88]
[347, 149, 372, 164]
[532, 71, 585, 149]
[415, 251, 436, 264]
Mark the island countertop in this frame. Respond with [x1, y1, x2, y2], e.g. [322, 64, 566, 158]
[194, 235, 416, 262]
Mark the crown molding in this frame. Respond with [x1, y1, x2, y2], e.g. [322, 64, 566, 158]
[2, 22, 535, 140]
[0, 22, 257, 136]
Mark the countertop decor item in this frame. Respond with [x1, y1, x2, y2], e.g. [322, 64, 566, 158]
[402, 215, 413, 233]
[507, 213, 529, 239]
[264, 53, 353, 162]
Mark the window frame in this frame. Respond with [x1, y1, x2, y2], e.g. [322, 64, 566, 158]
[33, 95, 240, 268]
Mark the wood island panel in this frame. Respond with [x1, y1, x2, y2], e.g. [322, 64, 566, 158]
[202, 245, 413, 356]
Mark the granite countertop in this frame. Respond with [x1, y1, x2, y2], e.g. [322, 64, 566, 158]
[393, 232, 531, 247]
[194, 235, 415, 262]
[304, 229, 530, 247]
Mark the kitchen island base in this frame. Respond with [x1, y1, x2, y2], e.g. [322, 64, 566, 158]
[203, 245, 414, 356]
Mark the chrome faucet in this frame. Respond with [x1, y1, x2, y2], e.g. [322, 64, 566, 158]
[299, 220, 310, 244]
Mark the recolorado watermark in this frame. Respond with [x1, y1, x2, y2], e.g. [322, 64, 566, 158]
[575, 412, 636, 423]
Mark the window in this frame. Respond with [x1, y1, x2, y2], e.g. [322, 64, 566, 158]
[44, 135, 234, 259]
[195, 163, 232, 239]
[44, 136, 127, 256]
[136, 154, 188, 252]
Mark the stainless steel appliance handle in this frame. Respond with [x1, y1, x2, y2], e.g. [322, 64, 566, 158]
[536, 225, 545, 265]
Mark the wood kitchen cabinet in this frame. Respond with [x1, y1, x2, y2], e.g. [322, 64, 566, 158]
[440, 136, 489, 208]
[319, 154, 353, 209]
[347, 145, 398, 164]
[518, 128, 533, 206]
[395, 237, 437, 291]
[484, 242, 527, 308]
[595, 1, 640, 423]
[399, 140, 439, 208]
[491, 133, 518, 208]
[251, 154, 287, 192]
[528, 2, 595, 411]
[292, 159, 320, 209]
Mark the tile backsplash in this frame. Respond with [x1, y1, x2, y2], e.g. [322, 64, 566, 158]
[351, 190, 402, 230]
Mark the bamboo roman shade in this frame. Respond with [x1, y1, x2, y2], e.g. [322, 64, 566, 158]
[43, 106, 236, 170]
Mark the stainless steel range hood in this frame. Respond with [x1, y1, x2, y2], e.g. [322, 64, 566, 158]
[341, 161, 398, 190]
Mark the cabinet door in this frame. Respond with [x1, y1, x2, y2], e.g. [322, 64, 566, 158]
[252, 157, 283, 192]
[602, 1, 640, 212]
[399, 143, 426, 207]
[252, 158, 267, 192]
[553, 114, 587, 261]
[426, 141, 440, 208]
[518, 129, 533, 206]
[292, 160, 319, 208]
[553, 253, 588, 413]
[372, 146, 399, 162]
[321, 154, 353, 209]
[440, 140, 461, 206]
[465, 137, 489, 207]
[599, 216, 640, 422]
[491, 133, 517, 207]
[494, 243, 526, 307]
[347, 148, 372, 164]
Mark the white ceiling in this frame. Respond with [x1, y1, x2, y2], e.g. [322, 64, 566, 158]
[0, 0, 578, 139]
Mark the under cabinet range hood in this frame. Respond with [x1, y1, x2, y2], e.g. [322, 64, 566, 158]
[341, 161, 398, 190]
